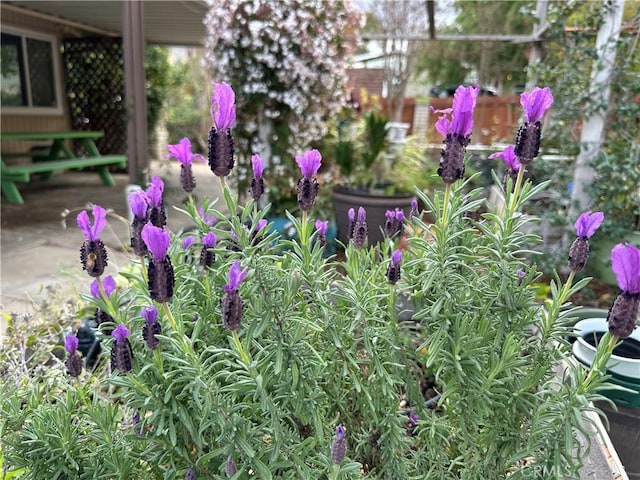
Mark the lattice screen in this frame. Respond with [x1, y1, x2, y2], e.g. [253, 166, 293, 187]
[61, 37, 126, 155]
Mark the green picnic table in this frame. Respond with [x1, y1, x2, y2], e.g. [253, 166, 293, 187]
[1, 131, 127, 204]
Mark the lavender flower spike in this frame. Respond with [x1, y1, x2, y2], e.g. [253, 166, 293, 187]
[168, 138, 204, 193]
[331, 424, 346, 465]
[296, 149, 322, 211]
[222, 261, 247, 331]
[129, 190, 149, 256]
[352, 207, 368, 249]
[211, 82, 236, 130]
[520, 86, 554, 123]
[568, 211, 604, 273]
[225, 456, 237, 477]
[574, 211, 604, 239]
[141, 224, 174, 303]
[111, 323, 134, 373]
[515, 86, 553, 164]
[78, 205, 109, 277]
[315, 219, 329, 247]
[64, 334, 83, 377]
[386, 249, 403, 285]
[200, 232, 217, 268]
[142, 305, 161, 350]
[146, 176, 167, 227]
[608, 243, 640, 338]
[251, 154, 265, 202]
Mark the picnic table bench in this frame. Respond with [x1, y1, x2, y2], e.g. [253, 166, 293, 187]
[1, 131, 127, 204]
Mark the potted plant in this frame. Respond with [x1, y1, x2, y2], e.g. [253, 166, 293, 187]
[331, 110, 417, 245]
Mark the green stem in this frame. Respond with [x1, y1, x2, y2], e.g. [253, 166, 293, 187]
[96, 276, 118, 319]
[330, 464, 340, 480]
[440, 183, 452, 225]
[579, 332, 618, 394]
[559, 271, 576, 303]
[153, 348, 164, 376]
[232, 330, 251, 367]
[162, 302, 179, 332]
[507, 167, 526, 214]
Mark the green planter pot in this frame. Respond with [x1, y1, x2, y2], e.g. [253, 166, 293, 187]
[589, 231, 640, 286]
[332, 186, 415, 246]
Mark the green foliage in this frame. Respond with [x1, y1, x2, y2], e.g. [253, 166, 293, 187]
[0, 90, 619, 480]
[145, 46, 171, 142]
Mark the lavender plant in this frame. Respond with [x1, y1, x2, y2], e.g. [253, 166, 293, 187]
[1, 83, 635, 480]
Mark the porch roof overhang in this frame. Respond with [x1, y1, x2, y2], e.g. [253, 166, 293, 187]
[3, 0, 208, 46]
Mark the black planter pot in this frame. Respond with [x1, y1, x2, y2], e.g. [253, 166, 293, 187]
[332, 185, 415, 246]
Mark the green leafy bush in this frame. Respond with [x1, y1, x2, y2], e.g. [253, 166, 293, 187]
[0, 87, 620, 480]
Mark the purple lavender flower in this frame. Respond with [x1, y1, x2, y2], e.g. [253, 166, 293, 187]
[141, 305, 161, 350]
[225, 456, 237, 477]
[384, 209, 405, 239]
[64, 334, 83, 377]
[352, 207, 368, 249]
[146, 176, 167, 227]
[347, 208, 356, 241]
[515, 87, 553, 164]
[129, 190, 149, 256]
[198, 206, 218, 227]
[608, 243, 640, 338]
[386, 249, 403, 285]
[251, 154, 265, 203]
[185, 466, 197, 480]
[168, 137, 204, 193]
[489, 145, 522, 192]
[331, 424, 346, 465]
[78, 205, 109, 277]
[222, 261, 247, 331]
[315, 219, 329, 247]
[200, 232, 217, 268]
[295, 149, 322, 212]
[568, 211, 604, 272]
[111, 324, 134, 373]
[208, 82, 236, 177]
[90, 275, 116, 299]
[182, 236, 196, 249]
[141, 224, 174, 303]
[409, 199, 419, 219]
[432, 85, 479, 184]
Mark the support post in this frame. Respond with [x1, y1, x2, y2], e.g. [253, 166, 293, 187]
[569, 0, 624, 218]
[122, 0, 149, 186]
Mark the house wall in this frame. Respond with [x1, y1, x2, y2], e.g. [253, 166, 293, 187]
[1, 5, 76, 159]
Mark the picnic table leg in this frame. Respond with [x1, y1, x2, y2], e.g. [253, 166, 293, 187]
[96, 166, 116, 186]
[1, 179, 25, 204]
[79, 139, 102, 157]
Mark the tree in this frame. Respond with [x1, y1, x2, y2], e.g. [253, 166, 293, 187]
[415, 1, 535, 91]
[203, 0, 361, 199]
[367, 0, 430, 121]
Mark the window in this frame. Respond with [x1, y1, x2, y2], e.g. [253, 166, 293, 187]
[1, 29, 62, 114]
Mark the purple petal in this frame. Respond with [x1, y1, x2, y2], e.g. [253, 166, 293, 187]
[573, 211, 604, 238]
[434, 115, 451, 138]
[202, 232, 217, 248]
[395, 209, 405, 222]
[141, 305, 159, 325]
[252, 154, 264, 178]
[224, 260, 247, 293]
[77, 205, 107, 241]
[348, 208, 355, 222]
[450, 85, 479, 136]
[357, 207, 366, 222]
[141, 224, 171, 259]
[411, 199, 418, 209]
[91, 275, 116, 298]
[198, 206, 217, 227]
[335, 424, 345, 441]
[182, 236, 196, 249]
[315, 219, 328, 236]
[64, 334, 78, 354]
[391, 249, 402, 266]
[145, 177, 164, 208]
[611, 243, 640, 293]
[128, 190, 148, 219]
[167, 137, 194, 165]
[385, 210, 395, 220]
[520, 86, 554, 123]
[296, 149, 322, 178]
[255, 219, 268, 232]
[489, 145, 520, 171]
[112, 323, 131, 344]
[211, 82, 236, 129]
